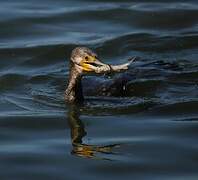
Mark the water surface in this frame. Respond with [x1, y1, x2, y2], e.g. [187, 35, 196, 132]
[0, 0, 198, 179]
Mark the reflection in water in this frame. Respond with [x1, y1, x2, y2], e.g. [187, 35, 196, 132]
[68, 105, 119, 159]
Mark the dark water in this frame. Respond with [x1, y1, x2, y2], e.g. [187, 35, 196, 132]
[0, 0, 198, 179]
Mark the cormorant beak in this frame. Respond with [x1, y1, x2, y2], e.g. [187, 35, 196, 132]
[80, 58, 107, 72]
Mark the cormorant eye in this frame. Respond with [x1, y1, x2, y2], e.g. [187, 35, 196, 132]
[94, 55, 97, 59]
[85, 56, 89, 61]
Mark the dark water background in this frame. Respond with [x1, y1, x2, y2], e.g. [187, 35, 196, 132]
[0, 0, 198, 179]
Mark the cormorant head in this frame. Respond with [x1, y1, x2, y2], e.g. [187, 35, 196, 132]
[70, 47, 107, 73]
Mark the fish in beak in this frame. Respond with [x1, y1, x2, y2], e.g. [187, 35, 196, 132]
[80, 56, 108, 73]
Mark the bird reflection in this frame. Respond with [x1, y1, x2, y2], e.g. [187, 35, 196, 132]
[67, 105, 119, 159]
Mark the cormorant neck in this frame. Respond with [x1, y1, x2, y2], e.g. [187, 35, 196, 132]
[65, 65, 84, 104]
